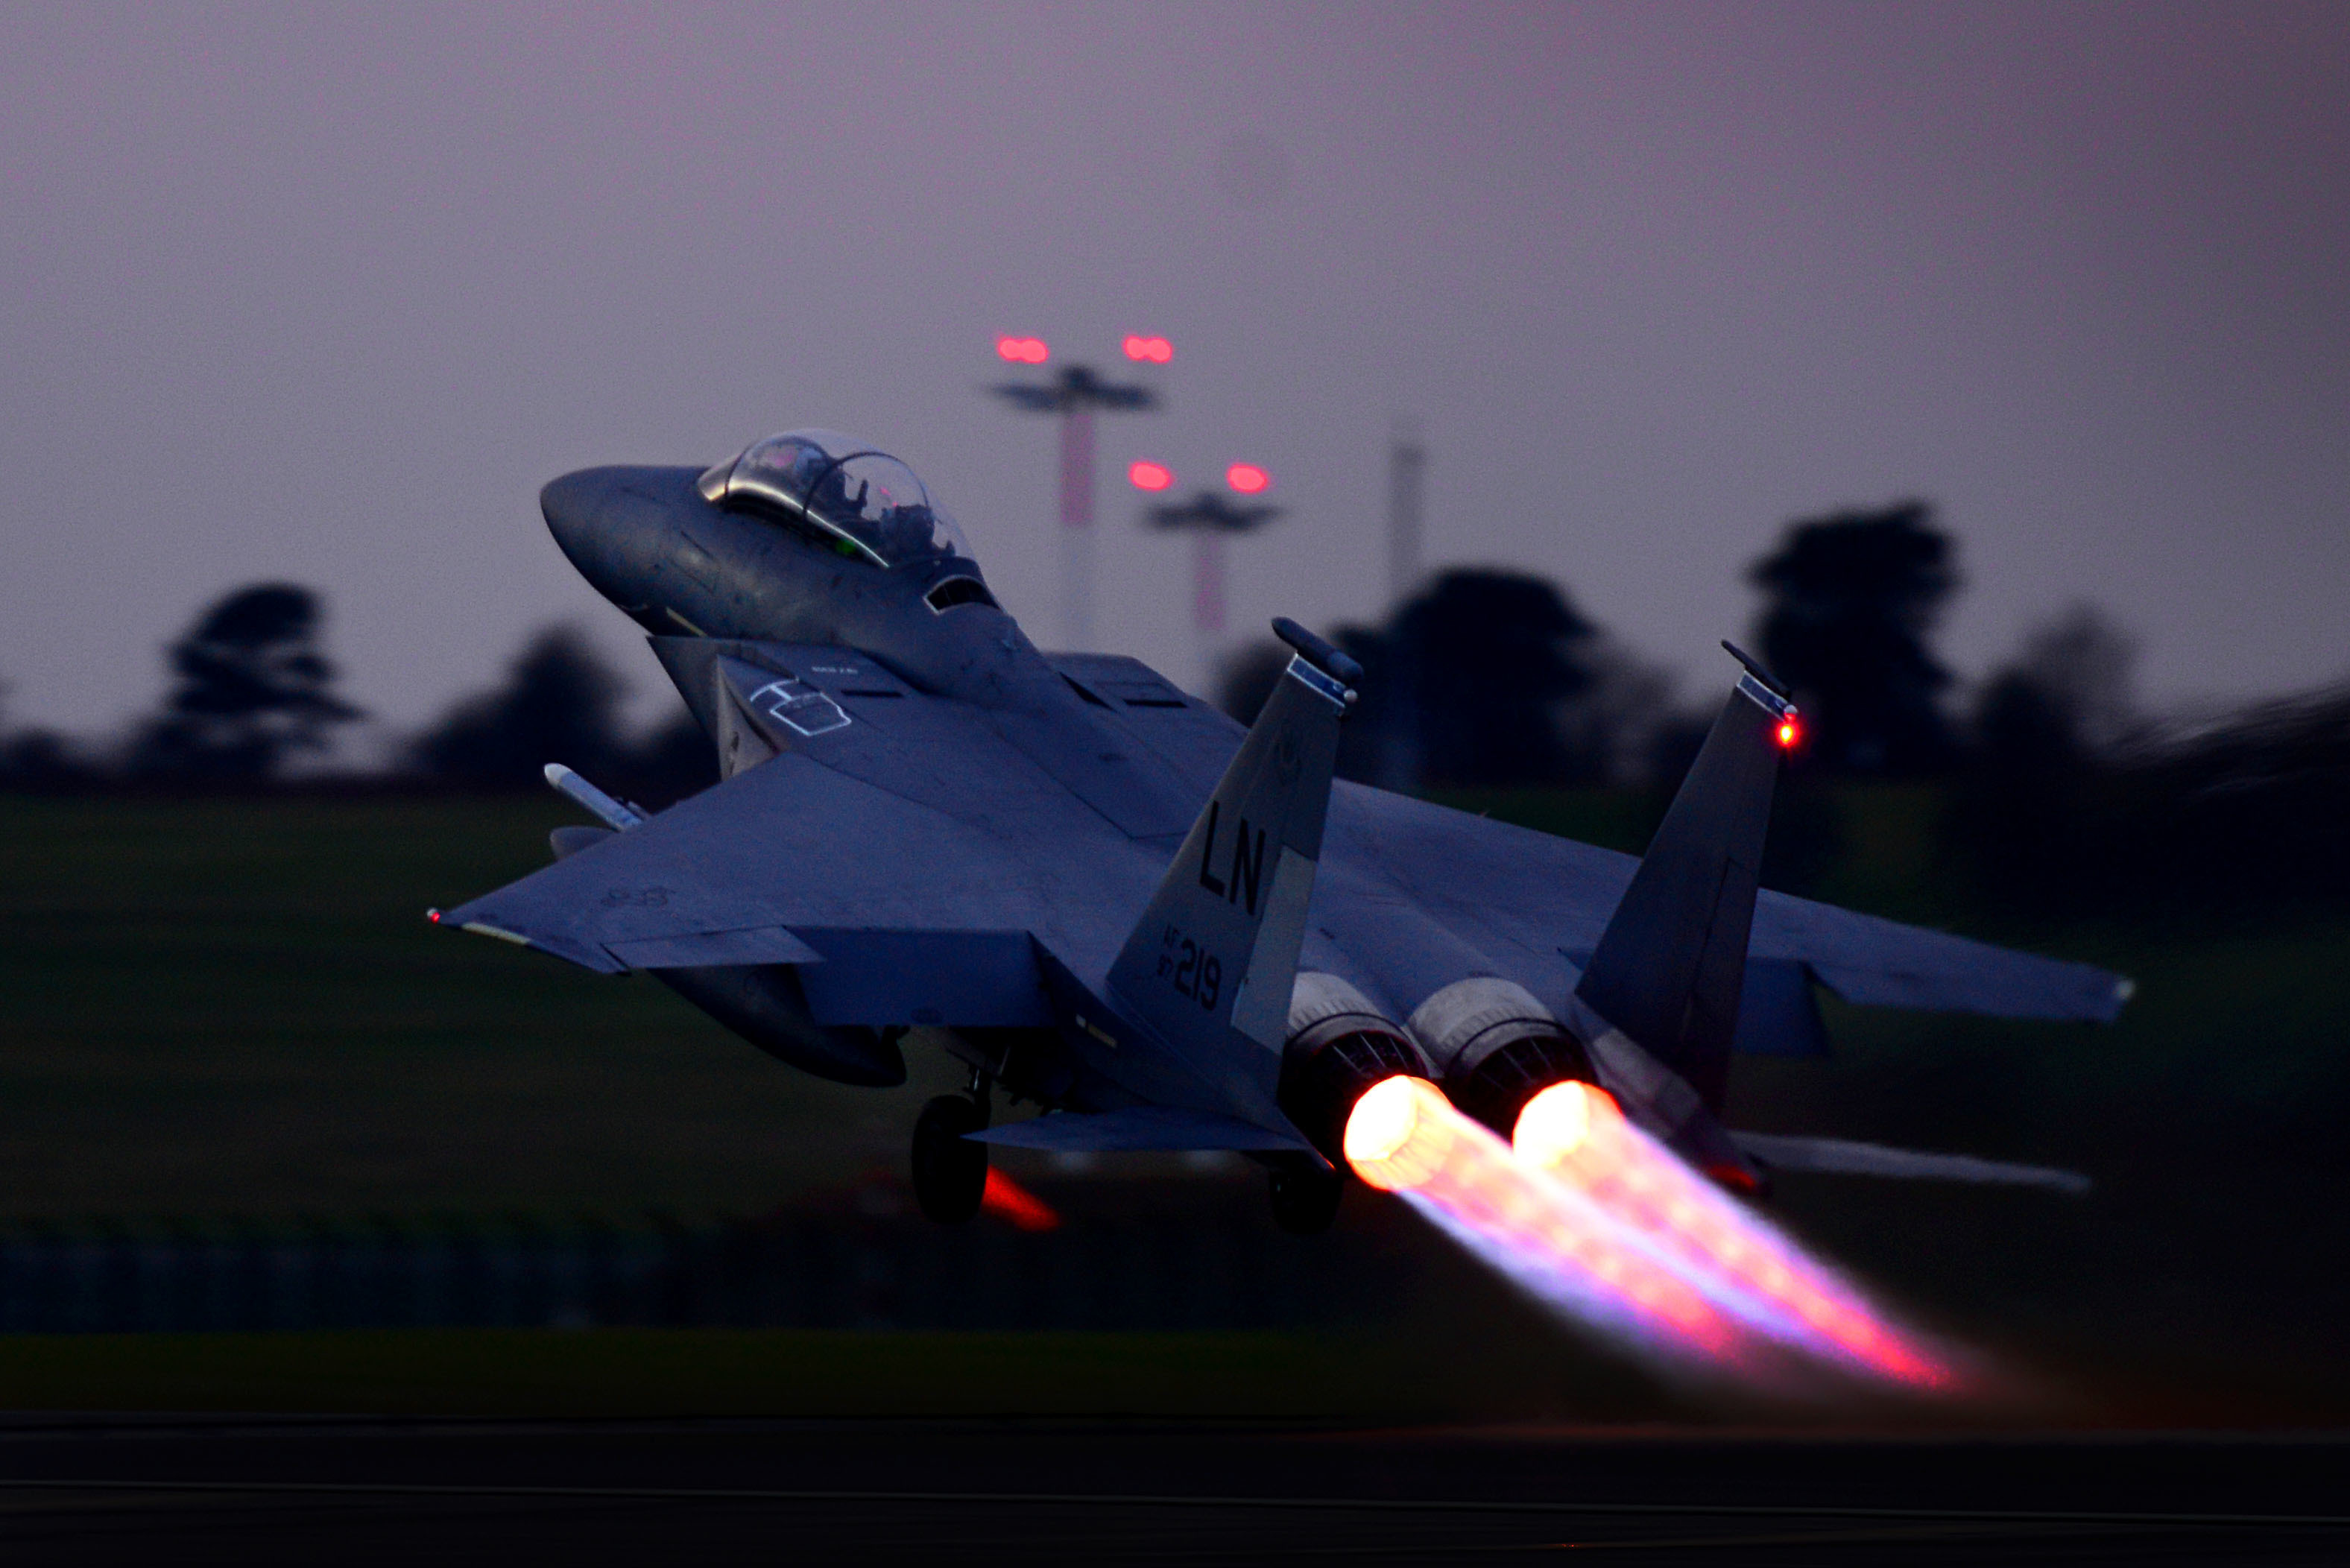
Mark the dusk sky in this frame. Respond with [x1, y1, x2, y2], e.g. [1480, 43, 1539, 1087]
[3, 3, 2344, 747]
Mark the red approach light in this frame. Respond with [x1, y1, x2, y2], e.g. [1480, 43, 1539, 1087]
[1122, 334, 1173, 364]
[995, 335, 1049, 364]
[981, 1169, 1061, 1231]
[1128, 460, 1175, 491]
[1225, 463, 1269, 495]
[1775, 715, 1802, 751]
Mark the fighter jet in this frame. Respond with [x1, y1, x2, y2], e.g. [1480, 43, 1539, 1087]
[435, 429, 2126, 1230]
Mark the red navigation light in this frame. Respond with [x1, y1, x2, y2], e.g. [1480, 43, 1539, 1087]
[1122, 334, 1173, 364]
[1775, 715, 1801, 750]
[1225, 463, 1269, 494]
[995, 335, 1049, 364]
[1128, 460, 1175, 491]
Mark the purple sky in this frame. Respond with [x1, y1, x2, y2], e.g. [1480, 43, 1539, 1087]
[3, 3, 2344, 745]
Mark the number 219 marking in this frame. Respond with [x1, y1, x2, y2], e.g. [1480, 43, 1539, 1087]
[1155, 924, 1223, 1011]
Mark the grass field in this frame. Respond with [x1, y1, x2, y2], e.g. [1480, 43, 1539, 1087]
[3, 790, 2347, 1417]
[0, 796, 973, 1218]
[0, 1329, 1415, 1419]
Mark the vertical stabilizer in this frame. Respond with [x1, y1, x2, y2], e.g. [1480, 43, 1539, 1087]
[1576, 644, 1797, 1109]
[1107, 619, 1356, 1118]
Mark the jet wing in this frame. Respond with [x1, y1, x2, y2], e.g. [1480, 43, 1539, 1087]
[439, 745, 1094, 1016]
[446, 639, 2123, 1040]
[436, 649, 1169, 1027]
[1019, 665, 2130, 1031]
[1323, 785, 2129, 1030]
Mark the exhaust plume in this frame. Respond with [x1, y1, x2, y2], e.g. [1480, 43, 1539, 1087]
[1514, 1081, 1957, 1390]
[1345, 1076, 1962, 1393]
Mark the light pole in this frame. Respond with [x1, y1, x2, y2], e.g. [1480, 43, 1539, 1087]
[992, 341, 1160, 650]
[1377, 422, 1428, 794]
[1387, 420, 1425, 609]
[1141, 469, 1283, 689]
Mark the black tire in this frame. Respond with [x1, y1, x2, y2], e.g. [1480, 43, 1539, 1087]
[1268, 1165, 1343, 1236]
[912, 1095, 989, 1224]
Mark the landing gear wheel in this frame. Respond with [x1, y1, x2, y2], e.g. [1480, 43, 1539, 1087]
[912, 1095, 988, 1224]
[1268, 1166, 1344, 1236]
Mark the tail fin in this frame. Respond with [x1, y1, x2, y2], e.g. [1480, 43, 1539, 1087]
[1106, 619, 1356, 1111]
[1575, 642, 1797, 1109]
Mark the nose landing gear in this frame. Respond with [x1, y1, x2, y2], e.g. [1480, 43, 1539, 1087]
[911, 1081, 991, 1224]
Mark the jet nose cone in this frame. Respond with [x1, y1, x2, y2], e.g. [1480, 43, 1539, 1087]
[540, 468, 616, 556]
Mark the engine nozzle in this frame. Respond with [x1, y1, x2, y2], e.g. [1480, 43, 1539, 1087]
[1406, 976, 1599, 1134]
[1279, 973, 1430, 1165]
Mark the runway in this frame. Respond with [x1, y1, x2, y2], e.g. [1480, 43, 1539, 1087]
[0, 1416, 2343, 1563]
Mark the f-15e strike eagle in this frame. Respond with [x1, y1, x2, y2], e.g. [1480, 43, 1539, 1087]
[435, 429, 2126, 1230]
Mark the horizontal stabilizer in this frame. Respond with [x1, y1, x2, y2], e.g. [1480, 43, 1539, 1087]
[1732, 1131, 2091, 1194]
[972, 1106, 1313, 1154]
[1806, 951, 2132, 1022]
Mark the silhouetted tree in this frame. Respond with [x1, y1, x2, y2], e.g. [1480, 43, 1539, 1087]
[1558, 641, 1677, 786]
[1749, 502, 1958, 774]
[0, 730, 102, 791]
[616, 709, 721, 808]
[1395, 569, 1602, 786]
[1977, 602, 2138, 768]
[1943, 596, 2350, 917]
[410, 625, 629, 790]
[126, 584, 361, 783]
[1314, 569, 1607, 789]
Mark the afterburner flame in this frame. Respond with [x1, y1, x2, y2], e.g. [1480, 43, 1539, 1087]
[1513, 1082, 1955, 1390]
[1344, 1077, 1746, 1366]
[1511, 1077, 1610, 1166]
[1343, 1075, 1451, 1189]
[1339, 1074, 1962, 1394]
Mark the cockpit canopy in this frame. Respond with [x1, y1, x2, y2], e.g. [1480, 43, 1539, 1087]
[698, 429, 974, 569]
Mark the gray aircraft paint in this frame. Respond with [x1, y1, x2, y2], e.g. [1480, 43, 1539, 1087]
[440, 433, 2129, 1163]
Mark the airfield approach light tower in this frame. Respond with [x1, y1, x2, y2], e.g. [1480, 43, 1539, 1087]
[991, 337, 1163, 650]
[1141, 467, 1283, 689]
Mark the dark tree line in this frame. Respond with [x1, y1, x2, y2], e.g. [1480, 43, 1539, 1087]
[130, 584, 365, 782]
[0, 584, 712, 804]
[1221, 505, 1977, 794]
[406, 626, 712, 804]
[9, 524, 2347, 923]
[1221, 569, 1670, 791]
[1213, 502, 2349, 920]
[0, 583, 366, 791]
[1750, 502, 1959, 776]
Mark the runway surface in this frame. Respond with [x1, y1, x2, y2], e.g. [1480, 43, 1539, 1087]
[0, 1415, 2344, 1563]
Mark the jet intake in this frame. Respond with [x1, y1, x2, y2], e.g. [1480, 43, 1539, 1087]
[1407, 976, 1596, 1134]
[653, 964, 906, 1087]
[1277, 972, 1428, 1165]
